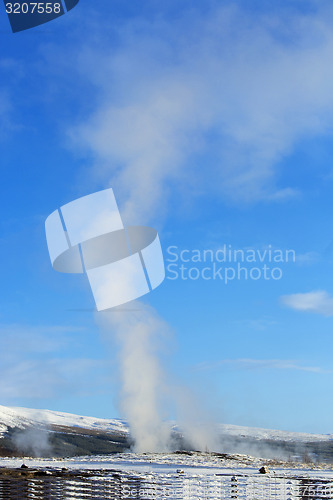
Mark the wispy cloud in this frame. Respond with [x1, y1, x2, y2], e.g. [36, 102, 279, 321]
[0, 324, 83, 356]
[0, 358, 102, 399]
[0, 58, 25, 139]
[195, 358, 328, 374]
[232, 317, 278, 332]
[63, 4, 333, 222]
[0, 324, 109, 401]
[295, 252, 321, 266]
[281, 290, 333, 316]
[0, 89, 13, 139]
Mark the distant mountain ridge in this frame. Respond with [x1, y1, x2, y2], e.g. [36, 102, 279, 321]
[0, 405, 128, 437]
[0, 405, 130, 457]
[1, 405, 332, 442]
[0, 405, 332, 460]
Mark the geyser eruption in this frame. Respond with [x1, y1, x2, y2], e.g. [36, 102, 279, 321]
[98, 304, 172, 453]
[98, 304, 221, 454]
[46, 188, 219, 454]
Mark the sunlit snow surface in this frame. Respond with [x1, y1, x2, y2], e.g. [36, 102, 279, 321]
[1, 453, 333, 499]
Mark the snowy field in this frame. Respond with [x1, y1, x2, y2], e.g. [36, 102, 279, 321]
[2, 450, 333, 476]
[1, 453, 333, 499]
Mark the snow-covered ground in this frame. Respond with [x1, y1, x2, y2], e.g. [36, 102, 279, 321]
[1, 406, 333, 498]
[0, 452, 331, 477]
[0, 452, 252, 475]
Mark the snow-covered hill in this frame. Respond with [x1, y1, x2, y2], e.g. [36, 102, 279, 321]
[0, 405, 128, 438]
[0, 405, 131, 457]
[0, 405, 331, 444]
[218, 423, 333, 443]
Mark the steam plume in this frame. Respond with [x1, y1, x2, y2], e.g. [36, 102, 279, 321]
[97, 303, 172, 452]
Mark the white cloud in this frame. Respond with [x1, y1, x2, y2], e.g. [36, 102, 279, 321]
[66, 4, 333, 222]
[196, 358, 328, 373]
[281, 290, 333, 316]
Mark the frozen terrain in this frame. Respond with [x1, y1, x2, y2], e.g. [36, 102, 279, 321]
[1, 452, 333, 499]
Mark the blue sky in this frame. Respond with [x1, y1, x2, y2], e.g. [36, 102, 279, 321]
[2, 0, 333, 434]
